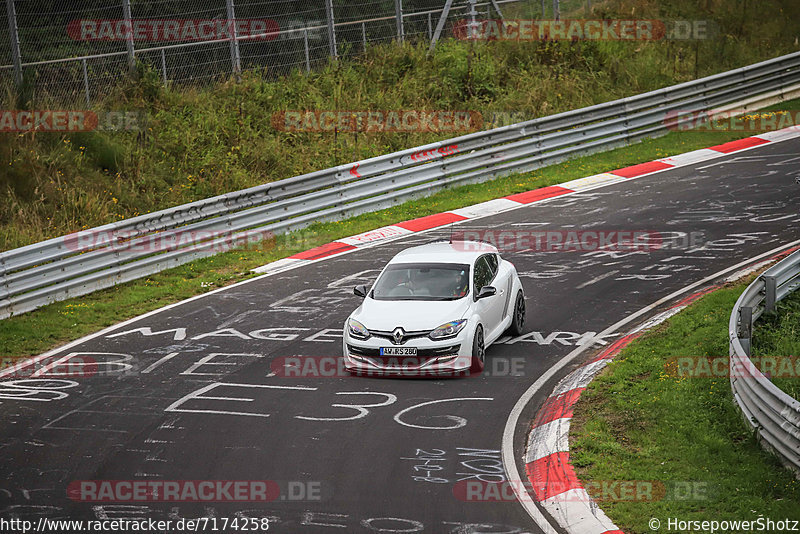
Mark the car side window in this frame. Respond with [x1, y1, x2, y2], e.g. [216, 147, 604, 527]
[485, 253, 499, 275]
[473, 256, 493, 291]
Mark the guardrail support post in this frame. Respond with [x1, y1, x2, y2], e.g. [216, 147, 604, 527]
[764, 275, 777, 313]
[6, 0, 23, 86]
[121, 0, 136, 74]
[395, 0, 404, 43]
[325, 0, 337, 59]
[739, 306, 753, 356]
[225, 0, 242, 76]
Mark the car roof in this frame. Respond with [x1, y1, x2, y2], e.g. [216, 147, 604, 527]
[388, 241, 499, 265]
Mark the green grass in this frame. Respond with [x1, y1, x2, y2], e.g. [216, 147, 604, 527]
[570, 280, 800, 534]
[753, 287, 800, 400]
[2, 0, 799, 250]
[2, 97, 800, 365]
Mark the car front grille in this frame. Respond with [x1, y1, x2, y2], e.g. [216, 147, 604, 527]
[369, 330, 430, 344]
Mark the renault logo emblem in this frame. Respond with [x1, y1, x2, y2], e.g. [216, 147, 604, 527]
[392, 327, 405, 345]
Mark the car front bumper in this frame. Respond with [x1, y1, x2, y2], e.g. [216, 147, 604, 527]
[342, 326, 473, 376]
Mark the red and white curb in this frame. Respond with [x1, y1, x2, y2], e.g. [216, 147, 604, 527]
[252, 126, 800, 275]
[522, 244, 800, 534]
[522, 290, 714, 534]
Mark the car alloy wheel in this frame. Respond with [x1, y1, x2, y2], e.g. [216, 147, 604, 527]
[470, 325, 485, 375]
[509, 290, 526, 336]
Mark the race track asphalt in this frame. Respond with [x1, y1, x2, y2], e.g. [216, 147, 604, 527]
[2, 138, 800, 533]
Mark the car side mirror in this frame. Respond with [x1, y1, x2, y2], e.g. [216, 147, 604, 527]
[476, 286, 496, 300]
[354, 285, 368, 298]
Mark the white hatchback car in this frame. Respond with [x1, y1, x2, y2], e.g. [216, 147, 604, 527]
[342, 240, 525, 376]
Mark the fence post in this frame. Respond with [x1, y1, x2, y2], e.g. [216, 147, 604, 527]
[468, 0, 477, 39]
[6, 0, 23, 86]
[160, 48, 168, 86]
[361, 21, 366, 50]
[427, 12, 432, 39]
[488, 0, 504, 18]
[303, 28, 310, 73]
[121, 0, 136, 74]
[225, 0, 242, 75]
[428, 0, 455, 53]
[324, 0, 337, 58]
[82, 58, 90, 105]
[395, 0, 404, 43]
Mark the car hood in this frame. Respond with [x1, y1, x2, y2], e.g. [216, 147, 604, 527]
[350, 297, 471, 332]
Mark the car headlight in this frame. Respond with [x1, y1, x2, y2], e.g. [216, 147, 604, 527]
[348, 318, 370, 340]
[429, 319, 467, 340]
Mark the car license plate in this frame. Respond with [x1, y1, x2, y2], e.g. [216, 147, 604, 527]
[380, 347, 417, 356]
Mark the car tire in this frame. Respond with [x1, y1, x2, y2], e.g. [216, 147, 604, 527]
[470, 325, 485, 375]
[508, 290, 526, 336]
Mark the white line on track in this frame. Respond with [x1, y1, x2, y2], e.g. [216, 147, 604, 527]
[575, 269, 619, 289]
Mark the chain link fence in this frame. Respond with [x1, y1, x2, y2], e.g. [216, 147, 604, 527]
[0, 0, 563, 106]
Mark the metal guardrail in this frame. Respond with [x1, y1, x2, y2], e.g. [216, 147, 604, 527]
[729, 249, 800, 478]
[3, 50, 800, 319]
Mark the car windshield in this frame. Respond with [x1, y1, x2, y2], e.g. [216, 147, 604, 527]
[371, 263, 470, 301]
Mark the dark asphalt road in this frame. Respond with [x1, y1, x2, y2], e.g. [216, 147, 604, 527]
[2, 138, 800, 533]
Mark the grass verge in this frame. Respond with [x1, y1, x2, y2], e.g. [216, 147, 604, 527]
[2, 99, 800, 366]
[570, 278, 800, 534]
